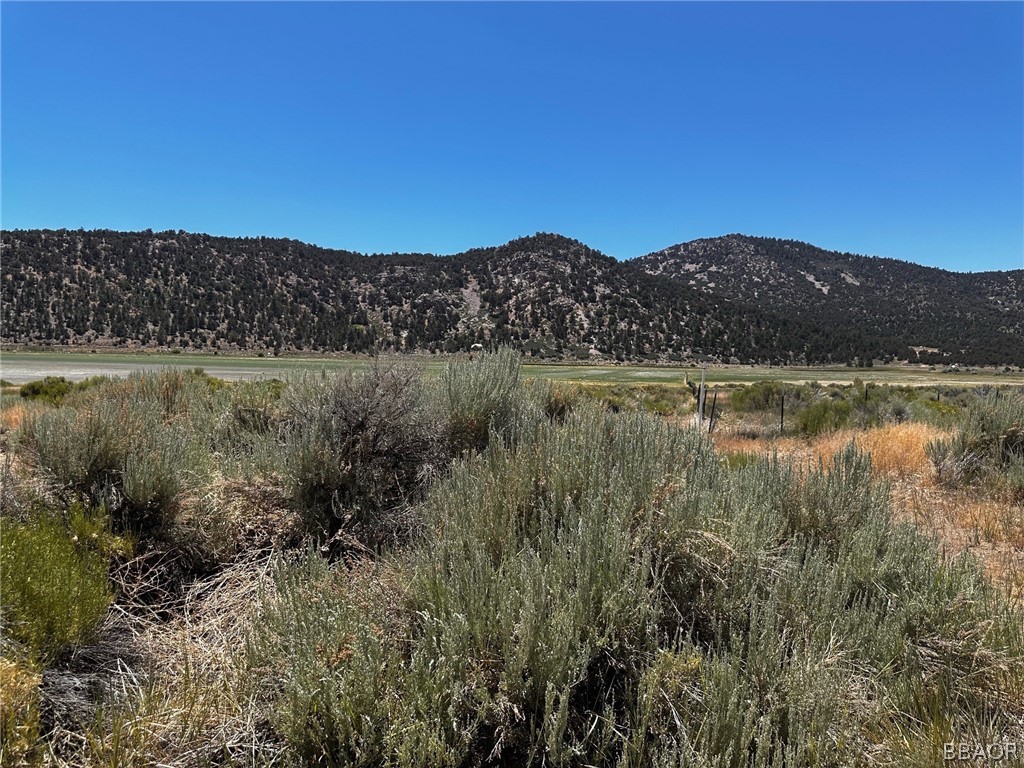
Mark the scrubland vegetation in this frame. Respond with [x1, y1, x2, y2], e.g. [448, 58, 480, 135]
[1, 351, 1022, 766]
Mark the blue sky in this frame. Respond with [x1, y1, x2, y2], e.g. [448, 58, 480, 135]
[2, 2, 1021, 271]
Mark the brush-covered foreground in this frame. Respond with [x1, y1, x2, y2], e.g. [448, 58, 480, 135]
[1, 352, 1022, 767]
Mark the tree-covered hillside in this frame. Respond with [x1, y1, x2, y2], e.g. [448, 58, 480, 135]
[636, 234, 1024, 366]
[2, 229, 1019, 365]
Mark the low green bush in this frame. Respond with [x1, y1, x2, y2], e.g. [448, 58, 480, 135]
[728, 381, 791, 412]
[796, 396, 853, 435]
[19, 376, 73, 405]
[18, 375, 111, 406]
[1, 511, 112, 664]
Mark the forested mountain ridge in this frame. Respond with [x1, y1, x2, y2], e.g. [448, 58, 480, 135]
[2, 228, 1020, 365]
[634, 234, 1024, 366]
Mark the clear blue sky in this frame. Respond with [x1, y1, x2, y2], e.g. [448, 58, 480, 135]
[2, 2, 1022, 271]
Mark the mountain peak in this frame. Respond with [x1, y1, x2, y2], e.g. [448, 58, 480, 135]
[500, 232, 592, 257]
[458, 232, 613, 271]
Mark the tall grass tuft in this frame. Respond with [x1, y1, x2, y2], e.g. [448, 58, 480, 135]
[928, 390, 1024, 501]
[437, 346, 528, 454]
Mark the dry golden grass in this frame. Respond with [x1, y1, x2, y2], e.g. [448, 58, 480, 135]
[817, 422, 945, 479]
[174, 474, 302, 563]
[714, 422, 945, 480]
[0, 656, 41, 765]
[714, 418, 1024, 602]
[710, 431, 766, 458]
[891, 478, 1024, 601]
[68, 555, 283, 767]
[714, 432, 831, 475]
[0, 403, 28, 433]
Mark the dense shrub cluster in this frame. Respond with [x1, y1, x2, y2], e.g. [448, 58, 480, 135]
[18, 370, 217, 533]
[3, 354, 538, 764]
[274, 362, 441, 545]
[247, 404, 1023, 766]
[12, 354, 541, 558]
[17, 375, 110, 406]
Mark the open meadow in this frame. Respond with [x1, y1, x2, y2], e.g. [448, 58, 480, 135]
[3, 350, 1021, 388]
[2, 351, 1023, 766]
